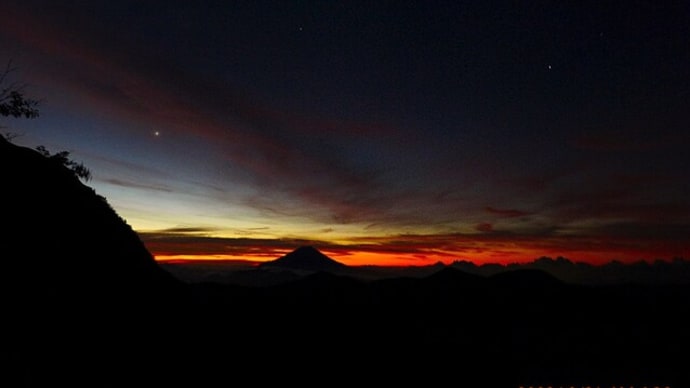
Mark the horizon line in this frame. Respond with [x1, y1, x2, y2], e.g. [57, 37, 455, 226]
[153, 252, 689, 268]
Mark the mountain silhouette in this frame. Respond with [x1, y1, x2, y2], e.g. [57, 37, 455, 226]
[259, 245, 347, 271]
[0, 136, 179, 306]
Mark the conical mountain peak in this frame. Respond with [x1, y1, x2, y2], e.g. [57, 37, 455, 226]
[259, 246, 346, 271]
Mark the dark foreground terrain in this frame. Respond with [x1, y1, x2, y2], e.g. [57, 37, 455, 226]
[2, 136, 688, 387]
[4, 269, 689, 387]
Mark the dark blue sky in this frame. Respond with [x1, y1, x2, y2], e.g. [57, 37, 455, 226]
[2, 0, 689, 265]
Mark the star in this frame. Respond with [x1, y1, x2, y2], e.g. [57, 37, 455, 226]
[154, 131, 160, 137]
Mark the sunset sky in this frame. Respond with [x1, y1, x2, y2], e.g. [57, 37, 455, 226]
[2, 1, 689, 266]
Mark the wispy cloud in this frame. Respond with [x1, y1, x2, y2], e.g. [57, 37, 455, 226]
[102, 178, 173, 193]
[0, 4, 526, 235]
[154, 227, 220, 234]
[140, 229, 329, 257]
[0, 5, 422, 229]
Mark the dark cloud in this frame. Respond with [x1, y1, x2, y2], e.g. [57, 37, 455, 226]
[140, 230, 330, 257]
[572, 125, 690, 153]
[570, 222, 690, 241]
[475, 223, 493, 233]
[485, 207, 532, 218]
[155, 227, 219, 234]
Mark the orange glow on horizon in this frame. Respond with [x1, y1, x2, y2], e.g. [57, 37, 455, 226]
[153, 252, 468, 266]
[141, 218, 690, 268]
[155, 254, 274, 264]
[152, 247, 679, 267]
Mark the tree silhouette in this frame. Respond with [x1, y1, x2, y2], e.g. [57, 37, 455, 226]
[35, 145, 92, 182]
[1, 61, 91, 182]
[0, 61, 39, 119]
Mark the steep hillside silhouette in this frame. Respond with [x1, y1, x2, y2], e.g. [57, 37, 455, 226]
[0, 138, 176, 292]
[1, 136, 193, 387]
[1, 137, 179, 305]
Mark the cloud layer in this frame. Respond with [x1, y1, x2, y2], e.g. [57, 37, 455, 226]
[2, 1, 689, 265]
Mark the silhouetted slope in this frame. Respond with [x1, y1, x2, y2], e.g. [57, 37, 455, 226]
[1, 137, 194, 387]
[0, 136, 179, 303]
[259, 245, 346, 271]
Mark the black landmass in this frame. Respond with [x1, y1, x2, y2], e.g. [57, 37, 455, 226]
[2, 136, 689, 387]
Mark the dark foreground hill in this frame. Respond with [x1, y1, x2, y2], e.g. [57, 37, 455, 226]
[1, 137, 184, 386]
[2, 137, 689, 387]
[0, 137, 180, 301]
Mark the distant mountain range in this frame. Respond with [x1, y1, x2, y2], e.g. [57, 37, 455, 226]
[163, 244, 690, 287]
[450, 255, 690, 285]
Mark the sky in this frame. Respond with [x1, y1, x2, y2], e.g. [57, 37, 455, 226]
[1, 0, 689, 266]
